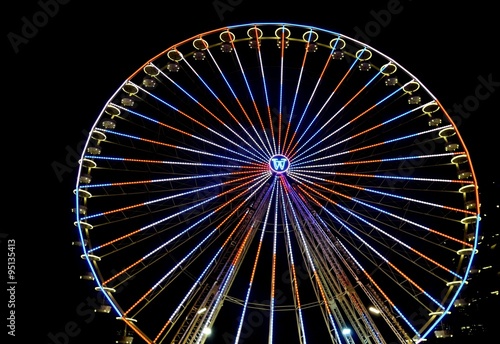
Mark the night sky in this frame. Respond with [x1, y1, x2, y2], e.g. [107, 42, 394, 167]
[4, 1, 499, 343]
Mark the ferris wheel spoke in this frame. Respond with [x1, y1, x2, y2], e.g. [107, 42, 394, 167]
[234, 186, 275, 342]
[286, 44, 374, 160]
[290, 171, 475, 219]
[248, 25, 278, 155]
[284, 34, 336, 156]
[329, 233, 426, 340]
[154, 207, 256, 343]
[294, 102, 425, 164]
[200, 49, 273, 160]
[291, 78, 409, 163]
[123, 181, 268, 320]
[217, 29, 275, 156]
[293, 124, 452, 170]
[283, 181, 346, 342]
[281, 29, 315, 156]
[81, 171, 263, 223]
[294, 68, 384, 160]
[152, 246, 225, 342]
[115, 100, 267, 163]
[93, 127, 261, 167]
[142, 62, 270, 161]
[85, 173, 269, 260]
[293, 174, 470, 269]
[121, 227, 221, 318]
[295, 181, 465, 315]
[180, 47, 277, 160]
[278, 181, 308, 341]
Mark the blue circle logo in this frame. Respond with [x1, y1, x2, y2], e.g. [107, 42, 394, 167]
[269, 155, 290, 174]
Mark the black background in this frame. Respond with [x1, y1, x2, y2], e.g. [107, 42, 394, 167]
[3, 1, 499, 343]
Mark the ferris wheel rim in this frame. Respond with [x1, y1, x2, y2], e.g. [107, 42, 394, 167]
[72, 21, 480, 344]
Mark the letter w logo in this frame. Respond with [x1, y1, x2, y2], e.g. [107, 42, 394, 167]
[271, 158, 287, 171]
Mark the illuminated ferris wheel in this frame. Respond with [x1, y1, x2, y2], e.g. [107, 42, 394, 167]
[72, 22, 481, 344]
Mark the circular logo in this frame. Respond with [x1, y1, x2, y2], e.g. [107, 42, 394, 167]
[269, 154, 290, 174]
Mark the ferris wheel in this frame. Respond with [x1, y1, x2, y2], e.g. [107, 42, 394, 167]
[72, 22, 481, 344]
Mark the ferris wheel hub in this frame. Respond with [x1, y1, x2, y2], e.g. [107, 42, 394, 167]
[269, 154, 290, 174]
